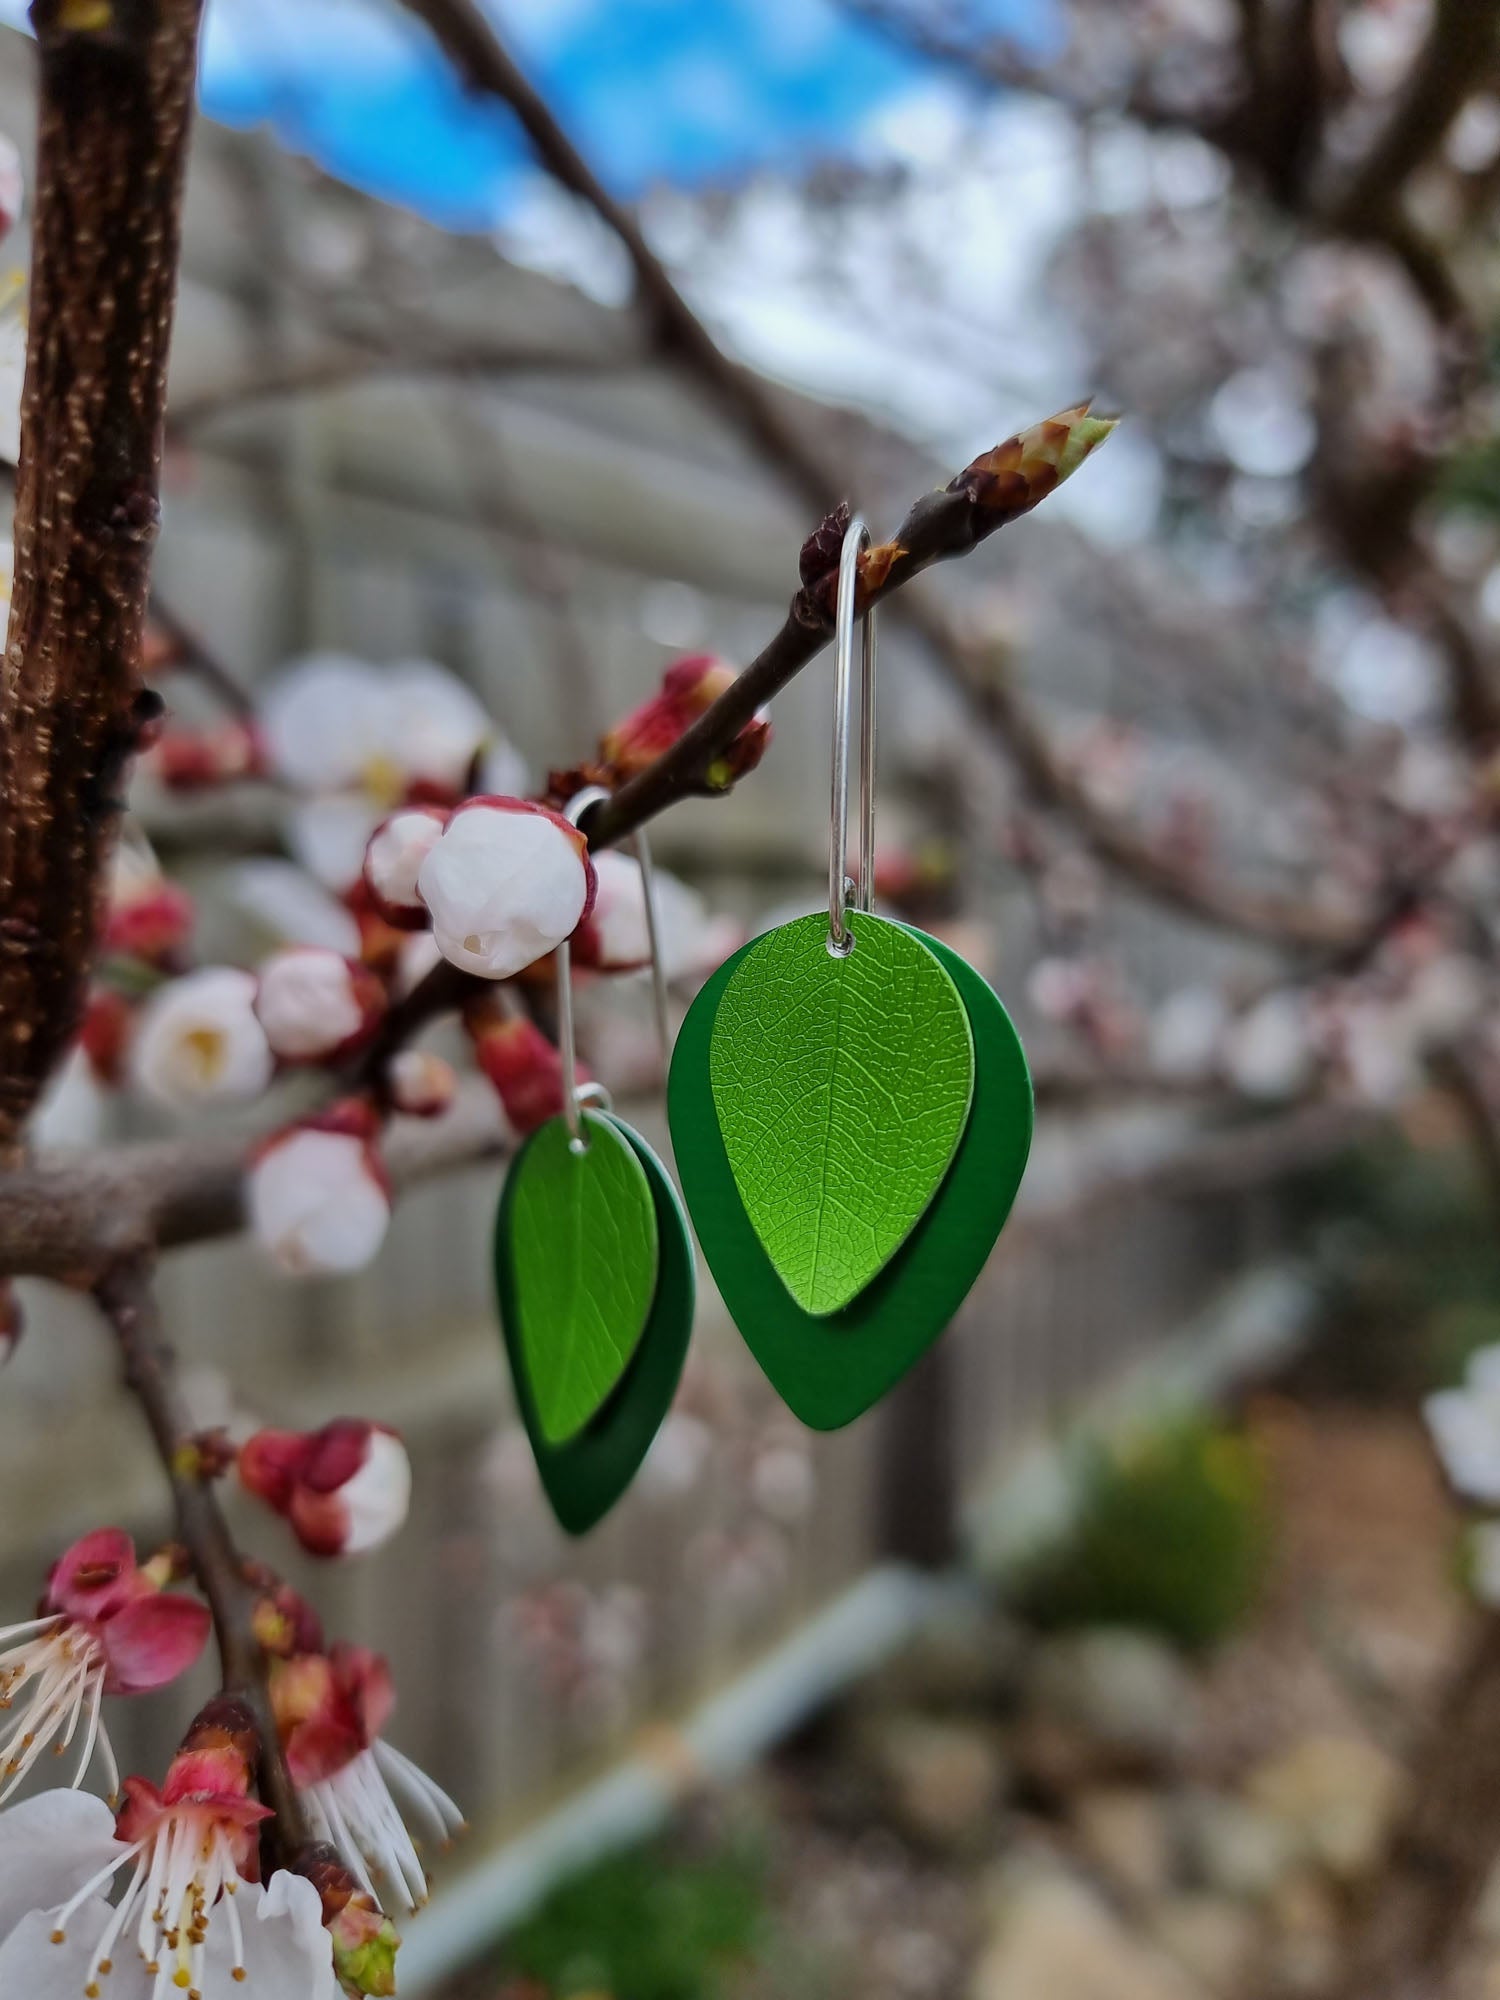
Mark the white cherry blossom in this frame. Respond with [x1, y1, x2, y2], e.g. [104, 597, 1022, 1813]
[130, 969, 273, 1110]
[417, 798, 593, 980]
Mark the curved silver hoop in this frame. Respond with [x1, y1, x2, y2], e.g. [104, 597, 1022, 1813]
[828, 515, 878, 956]
[559, 789, 674, 1149]
[558, 786, 612, 1151]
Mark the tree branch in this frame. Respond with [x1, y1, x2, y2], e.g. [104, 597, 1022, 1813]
[0, 1080, 509, 1280]
[0, 0, 204, 1156]
[93, 1254, 309, 1852]
[394, 0, 1368, 956]
[165, 335, 624, 437]
[1331, 0, 1500, 231]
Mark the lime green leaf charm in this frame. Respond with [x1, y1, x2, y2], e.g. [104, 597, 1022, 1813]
[708, 912, 974, 1315]
[496, 1115, 694, 1534]
[498, 1110, 659, 1446]
[671, 923, 1032, 1428]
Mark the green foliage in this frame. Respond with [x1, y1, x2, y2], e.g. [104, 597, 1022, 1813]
[1013, 1417, 1271, 1650]
[498, 1826, 771, 2000]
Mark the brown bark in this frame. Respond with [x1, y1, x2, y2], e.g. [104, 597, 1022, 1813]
[0, 0, 204, 1154]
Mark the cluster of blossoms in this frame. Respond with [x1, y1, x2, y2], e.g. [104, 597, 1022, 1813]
[0, 1415, 454, 1995]
[75, 651, 763, 1280]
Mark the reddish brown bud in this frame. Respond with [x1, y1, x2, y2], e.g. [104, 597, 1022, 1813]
[148, 720, 265, 793]
[600, 654, 738, 781]
[80, 986, 133, 1085]
[180, 1692, 260, 1768]
[466, 1004, 588, 1135]
[295, 1847, 401, 1996]
[798, 500, 851, 587]
[703, 714, 773, 793]
[954, 402, 1118, 523]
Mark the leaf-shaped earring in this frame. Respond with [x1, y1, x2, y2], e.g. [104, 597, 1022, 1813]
[495, 795, 695, 1532]
[670, 518, 1033, 1424]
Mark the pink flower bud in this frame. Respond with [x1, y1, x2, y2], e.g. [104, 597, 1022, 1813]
[254, 946, 386, 1063]
[248, 1103, 391, 1276]
[572, 849, 652, 971]
[297, 1847, 402, 1996]
[104, 842, 195, 970]
[363, 805, 449, 928]
[388, 1048, 456, 1118]
[601, 653, 736, 778]
[417, 796, 596, 980]
[104, 880, 195, 968]
[147, 719, 265, 792]
[80, 986, 133, 1086]
[467, 1007, 587, 1134]
[131, 967, 274, 1109]
[240, 1419, 412, 1557]
[0, 134, 23, 244]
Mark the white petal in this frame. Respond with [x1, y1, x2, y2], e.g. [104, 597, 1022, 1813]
[589, 851, 651, 968]
[250, 1130, 390, 1277]
[260, 654, 386, 793]
[0, 312, 23, 470]
[1467, 1344, 1500, 1395]
[365, 809, 446, 912]
[339, 1431, 412, 1554]
[219, 1872, 340, 2000]
[256, 949, 363, 1060]
[130, 968, 274, 1110]
[1474, 1524, 1500, 1608]
[476, 734, 530, 800]
[381, 661, 490, 794]
[290, 793, 385, 894]
[394, 930, 443, 997]
[650, 869, 722, 982]
[419, 805, 588, 980]
[1224, 993, 1313, 1100]
[227, 860, 364, 958]
[1425, 1389, 1500, 1504]
[0, 1794, 124, 1942]
[0, 1903, 135, 1996]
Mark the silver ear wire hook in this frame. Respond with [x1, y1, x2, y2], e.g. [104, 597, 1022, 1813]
[829, 515, 878, 957]
[631, 825, 674, 1077]
[559, 786, 613, 1153]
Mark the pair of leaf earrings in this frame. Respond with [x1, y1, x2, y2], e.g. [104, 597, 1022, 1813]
[497, 522, 1033, 1531]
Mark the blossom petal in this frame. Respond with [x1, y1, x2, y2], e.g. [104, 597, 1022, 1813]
[1425, 1388, 1500, 1505]
[46, 1528, 140, 1621]
[99, 1593, 211, 1695]
[0, 1794, 125, 1940]
[0, 1903, 144, 1997]
[225, 1870, 341, 1999]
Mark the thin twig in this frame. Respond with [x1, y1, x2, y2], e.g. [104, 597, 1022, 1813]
[166, 336, 624, 435]
[394, 0, 1371, 955]
[94, 1255, 309, 1851]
